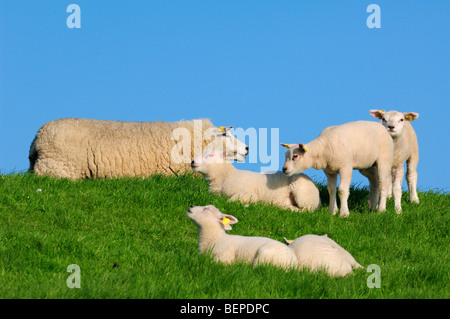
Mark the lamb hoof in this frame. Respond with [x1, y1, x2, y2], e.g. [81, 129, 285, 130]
[339, 211, 349, 218]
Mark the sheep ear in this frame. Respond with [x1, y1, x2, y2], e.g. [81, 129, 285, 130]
[281, 143, 294, 148]
[219, 214, 238, 230]
[298, 143, 308, 153]
[404, 112, 419, 121]
[218, 126, 233, 133]
[369, 109, 385, 119]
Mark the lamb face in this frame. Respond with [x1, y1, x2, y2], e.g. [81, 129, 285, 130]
[186, 205, 238, 231]
[370, 109, 419, 138]
[190, 149, 230, 174]
[282, 143, 310, 176]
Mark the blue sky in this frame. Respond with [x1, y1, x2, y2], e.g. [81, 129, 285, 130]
[0, 1, 449, 191]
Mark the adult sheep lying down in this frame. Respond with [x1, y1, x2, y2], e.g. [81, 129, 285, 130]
[29, 118, 248, 180]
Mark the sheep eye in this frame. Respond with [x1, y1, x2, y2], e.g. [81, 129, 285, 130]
[292, 154, 299, 160]
[400, 119, 404, 122]
[381, 118, 387, 122]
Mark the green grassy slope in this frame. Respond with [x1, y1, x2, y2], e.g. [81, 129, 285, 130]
[0, 173, 448, 298]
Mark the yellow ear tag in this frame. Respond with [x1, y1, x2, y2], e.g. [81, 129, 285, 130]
[281, 143, 292, 148]
[303, 145, 308, 152]
[218, 126, 224, 132]
[222, 217, 231, 226]
[405, 115, 413, 121]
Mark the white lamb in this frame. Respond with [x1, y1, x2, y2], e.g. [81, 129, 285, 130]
[370, 109, 420, 212]
[186, 205, 299, 269]
[283, 235, 362, 277]
[282, 121, 394, 217]
[29, 118, 248, 180]
[191, 149, 321, 212]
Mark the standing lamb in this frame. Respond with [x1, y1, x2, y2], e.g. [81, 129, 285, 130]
[282, 121, 394, 217]
[186, 205, 299, 269]
[29, 118, 248, 180]
[191, 149, 321, 212]
[369, 109, 420, 212]
[283, 235, 362, 277]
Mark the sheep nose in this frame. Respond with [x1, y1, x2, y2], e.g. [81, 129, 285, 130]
[191, 160, 195, 165]
[282, 167, 287, 173]
[189, 205, 194, 208]
[388, 125, 395, 130]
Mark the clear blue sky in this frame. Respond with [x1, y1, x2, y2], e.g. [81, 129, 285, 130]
[0, 1, 449, 191]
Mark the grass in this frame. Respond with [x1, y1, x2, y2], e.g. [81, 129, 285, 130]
[0, 173, 448, 299]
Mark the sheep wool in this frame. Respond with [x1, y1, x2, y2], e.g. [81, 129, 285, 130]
[284, 235, 362, 277]
[29, 118, 248, 180]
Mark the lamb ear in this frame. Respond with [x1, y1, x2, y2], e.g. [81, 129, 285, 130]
[219, 214, 238, 230]
[404, 112, 419, 121]
[298, 143, 308, 153]
[369, 109, 385, 119]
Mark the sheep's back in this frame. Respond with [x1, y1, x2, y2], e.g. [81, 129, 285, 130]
[289, 234, 357, 277]
[319, 121, 393, 169]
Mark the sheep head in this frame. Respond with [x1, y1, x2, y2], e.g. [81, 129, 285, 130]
[186, 205, 238, 231]
[370, 109, 419, 138]
[204, 126, 249, 162]
[281, 143, 310, 176]
[190, 149, 234, 175]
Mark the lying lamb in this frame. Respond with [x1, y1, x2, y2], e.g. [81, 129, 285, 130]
[186, 205, 298, 269]
[284, 235, 362, 277]
[370, 109, 420, 212]
[29, 118, 248, 180]
[282, 121, 394, 217]
[191, 149, 321, 212]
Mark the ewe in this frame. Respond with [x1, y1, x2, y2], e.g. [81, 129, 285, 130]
[370, 109, 420, 212]
[186, 205, 298, 269]
[191, 149, 321, 211]
[29, 118, 248, 180]
[282, 121, 394, 217]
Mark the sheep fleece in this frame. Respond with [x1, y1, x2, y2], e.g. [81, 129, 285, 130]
[29, 118, 217, 179]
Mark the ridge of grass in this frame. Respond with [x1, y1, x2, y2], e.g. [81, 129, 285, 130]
[0, 173, 448, 298]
